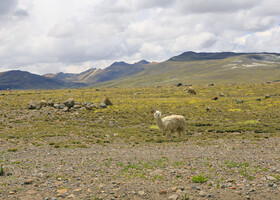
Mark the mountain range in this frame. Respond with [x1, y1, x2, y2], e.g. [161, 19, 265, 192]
[0, 51, 280, 90]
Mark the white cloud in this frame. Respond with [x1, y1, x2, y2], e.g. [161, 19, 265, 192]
[0, 0, 280, 74]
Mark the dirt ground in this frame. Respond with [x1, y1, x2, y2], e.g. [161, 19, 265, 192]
[0, 136, 280, 200]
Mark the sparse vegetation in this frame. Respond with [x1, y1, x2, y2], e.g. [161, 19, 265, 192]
[0, 82, 279, 199]
[192, 174, 208, 183]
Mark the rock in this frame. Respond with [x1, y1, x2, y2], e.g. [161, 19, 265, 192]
[159, 190, 167, 195]
[209, 83, 214, 86]
[24, 179, 34, 185]
[219, 93, 225, 97]
[256, 98, 262, 101]
[39, 100, 48, 107]
[9, 190, 16, 194]
[73, 105, 82, 109]
[102, 97, 113, 106]
[168, 194, 179, 200]
[26, 190, 36, 195]
[199, 191, 207, 197]
[208, 194, 214, 198]
[191, 185, 201, 190]
[57, 188, 68, 194]
[265, 95, 270, 99]
[269, 183, 274, 187]
[236, 99, 244, 104]
[54, 103, 65, 109]
[73, 188, 82, 192]
[65, 98, 75, 108]
[171, 187, 178, 192]
[211, 96, 218, 100]
[62, 107, 69, 112]
[85, 104, 98, 110]
[53, 103, 60, 109]
[28, 102, 38, 110]
[266, 175, 277, 181]
[249, 188, 255, 193]
[138, 191, 145, 196]
[179, 186, 185, 191]
[66, 194, 75, 199]
[206, 107, 211, 111]
[47, 100, 54, 107]
[176, 83, 183, 87]
[100, 103, 107, 108]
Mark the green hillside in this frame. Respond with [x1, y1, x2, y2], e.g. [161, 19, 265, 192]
[93, 53, 280, 87]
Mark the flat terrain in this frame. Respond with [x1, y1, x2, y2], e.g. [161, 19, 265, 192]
[0, 82, 280, 199]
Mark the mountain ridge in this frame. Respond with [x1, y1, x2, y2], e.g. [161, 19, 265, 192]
[1, 52, 280, 90]
[0, 70, 87, 90]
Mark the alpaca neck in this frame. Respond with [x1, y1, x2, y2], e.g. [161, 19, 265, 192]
[155, 118, 164, 130]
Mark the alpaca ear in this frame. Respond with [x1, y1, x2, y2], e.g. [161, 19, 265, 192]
[151, 108, 156, 114]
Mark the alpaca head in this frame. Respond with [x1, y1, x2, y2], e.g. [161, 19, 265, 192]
[153, 110, 161, 118]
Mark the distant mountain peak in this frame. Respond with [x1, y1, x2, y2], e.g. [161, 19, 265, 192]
[135, 60, 150, 65]
[110, 61, 129, 67]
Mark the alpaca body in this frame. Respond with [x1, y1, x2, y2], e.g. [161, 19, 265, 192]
[154, 111, 186, 138]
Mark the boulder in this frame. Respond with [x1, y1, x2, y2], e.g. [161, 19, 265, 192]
[102, 97, 113, 106]
[176, 83, 183, 87]
[28, 102, 39, 110]
[236, 99, 244, 104]
[64, 98, 75, 108]
[54, 103, 65, 109]
[211, 96, 218, 100]
[62, 107, 69, 112]
[100, 103, 107, 108]
[39, 100, 48, 107]
[47, 100, 54, 107]
[73, 105, 82, 109]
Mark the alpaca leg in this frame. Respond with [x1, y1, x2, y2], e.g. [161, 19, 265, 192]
[166, 130, 171, 139]
[178, 130, 182, 139]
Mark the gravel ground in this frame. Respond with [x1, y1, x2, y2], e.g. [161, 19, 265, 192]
[0, 137, 280, 200]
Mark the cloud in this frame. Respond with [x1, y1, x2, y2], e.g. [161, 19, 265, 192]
[177, 0, 260, 14]
[0, 0, 17, 16]
[0, 0, 280, 74]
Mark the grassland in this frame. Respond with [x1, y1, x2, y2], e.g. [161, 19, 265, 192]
[0, 82, 280, 146]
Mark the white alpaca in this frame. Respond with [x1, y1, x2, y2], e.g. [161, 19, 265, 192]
[153, 111, 186, 138]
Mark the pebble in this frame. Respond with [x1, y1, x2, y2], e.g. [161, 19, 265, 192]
[168, 194, 179, 200]
[66, 194, 75, 199]
[138, 191, 145, 196]
[159, 190, 167, 195]
[23, 179, 34, 185]
[191, 185, 201, 190]
[245, 195, 251, 200]
[249, 188, 255, 193]
[266, 175, 277, 181]
[268, 183, 274, 187]
[208, 194, 214, 198]
[199, 191, 207, 197]
[57, 188, 68, 194]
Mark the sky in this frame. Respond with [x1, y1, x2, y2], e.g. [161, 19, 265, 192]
[0, 0, 280, 74]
